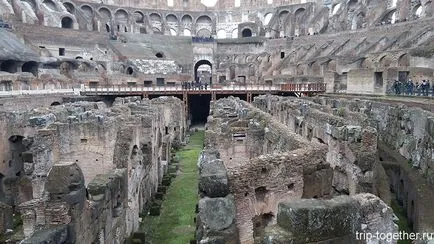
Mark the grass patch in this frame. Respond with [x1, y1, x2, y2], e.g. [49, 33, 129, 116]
[142, 131, 204, 244]
[391, 198, 412, 244]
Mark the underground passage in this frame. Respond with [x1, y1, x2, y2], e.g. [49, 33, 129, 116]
[1, 0, 434, 243]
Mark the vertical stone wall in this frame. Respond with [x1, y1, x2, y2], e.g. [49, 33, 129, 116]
[252, 95, 388, 200]
[0, 96, 186, 243]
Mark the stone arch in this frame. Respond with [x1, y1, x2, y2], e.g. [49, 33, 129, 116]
[63, 2, 75, 13]
[42, 0, 57, 11]
[197, 28, 211, 37]
[133, 11, 144, 23]
[183, 28, 191, 36]
[351, 12, 365, 30]
[294, 8, 306, 35]
[263, 13, 273, 25]
[181, 14, 193, 25]
[379, 55, 392, 68]
[424, 1, 432, 17]
[0, 60, 19, 73]
[413, 4, 423, 18]
[381, 9, 397, 24]
[196, 15, 212, 24]
[150, 12, 162, 21]
[98, 7, 112, 20]
[231, 28, 238, 38]
[169, 28, 177, 36]
[50, 101, 61, 106]
[325, 60, 336, 72]
[217, 29, 226, 39]
[296, 64, 304, 75]
[150, 13, 162, 33]
[241, 28, 252, 37]
[229, 65, 236, 80]
[332, 3, 342, 16]
[278, 10, 290, 36]
[348, 0, 358, 10]
[166, 14, 178, 35]
[22, 61, 38, 76]
[114, 9, 129, 22]
[360, 58, 372, 69]
[80, 5, 93, 18]
[248, 64, 256, 76]
[398, 53, 409, 67]
[61, 16, 74, 29]
[21, 0, 37, 12]
[196, 15, 212, 35]
[166, 14, 178, 24]
[126, 67, 133, 75]
[310, 61, 321, 76]
[194, 60, 212, 82]
[181, 14, 193, 36]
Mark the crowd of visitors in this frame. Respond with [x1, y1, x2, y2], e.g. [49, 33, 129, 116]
[181, 81, 209, 90]
[392, 79, 434, 96]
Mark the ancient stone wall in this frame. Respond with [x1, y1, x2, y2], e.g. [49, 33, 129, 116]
[260, 193, 397, 243]
[0, 96, 186, 243]
[252, 95, 388, 200]
[310, 96, 434, 186]
[202, 97, 333, 243]
[199, 96, 398, 243]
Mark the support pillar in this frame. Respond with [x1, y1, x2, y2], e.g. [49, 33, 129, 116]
[183, 91, 189, 119]
[211, 92, 216, 102]
[247, 92, 252, 103]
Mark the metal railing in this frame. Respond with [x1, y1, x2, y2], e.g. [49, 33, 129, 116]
[0, 89, 79, 96]
[82, 83, 327, 93]
[0, 83, 327, 96]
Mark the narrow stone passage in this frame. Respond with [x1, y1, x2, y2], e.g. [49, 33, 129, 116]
[142, 130, 204, 243]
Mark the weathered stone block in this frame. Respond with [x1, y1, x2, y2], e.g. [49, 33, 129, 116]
[198, 195, 236, 231]
[199, 159, 229, 198]
[277, 196, 361, 243]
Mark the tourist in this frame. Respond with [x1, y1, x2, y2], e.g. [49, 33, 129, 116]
[407, 79, 414, 95]
[204, 82, 208, 90]
[421, 80, 427, 96]
[425, 80, 431, 96]
[393, 80, 401, 95]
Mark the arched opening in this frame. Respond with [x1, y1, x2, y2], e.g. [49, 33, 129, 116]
[134, 11, 144, 23]
[61, 16, 73, 29]
[398, 54, 410, 67]
[50, 101, 61, 106]
[126, 67, 133, 75]
[155, 52, 164, 58]
[22, 61, 38, 76]
[80, 5, 93, 17]
[332, 3, 341, 16]
[43, 0, 57, 11]
[98, 7, 111, 19]
[169, 28, 177, 36]
[196, 15, 212, 37]
[194, 60, 212, 83]
[197, 28, 211, 37]
[0, 60, 19, 73]
[217, 29, 226, 39]
[63, 2, 75, 13]
[381, 10, 397, 24]
[414, 4, 423, 18]
[231, 29, 238, 38]
[183, 28, 191, 36]
[105, 24, 110, 32]
[263, 13, 273, 25]
[241, 28, 252, 37]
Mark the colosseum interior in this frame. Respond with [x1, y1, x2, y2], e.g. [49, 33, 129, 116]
[0, 0, 433, 243]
